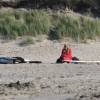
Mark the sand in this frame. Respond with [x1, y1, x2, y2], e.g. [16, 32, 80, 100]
[0, 39, 100, 100]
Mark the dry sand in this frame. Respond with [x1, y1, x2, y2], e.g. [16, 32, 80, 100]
[0, 39, 100, 100]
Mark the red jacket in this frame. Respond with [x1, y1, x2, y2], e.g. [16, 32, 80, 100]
[61, 48, 72, 63]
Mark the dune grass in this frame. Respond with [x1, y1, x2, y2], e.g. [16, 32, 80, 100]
[0, 9, 100, 41]
[0, 9, 51, 39]
[50, 13, 100, 41]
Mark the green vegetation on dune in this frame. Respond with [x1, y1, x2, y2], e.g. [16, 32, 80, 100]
[0, 9, 100, 41]
[0, 9, 51, 39]
[51, 13, 100, 41]
[0, 0, 100, 17]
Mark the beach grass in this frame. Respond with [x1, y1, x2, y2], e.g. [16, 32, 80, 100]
[0, 9, 100, 41]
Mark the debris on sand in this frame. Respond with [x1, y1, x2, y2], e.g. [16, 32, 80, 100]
[2, 81, 34, 90]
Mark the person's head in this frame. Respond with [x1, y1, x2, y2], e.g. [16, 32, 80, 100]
[64, 44, 67, 48]
[63, 43, 71, 50]
[63, 44, 67, 50]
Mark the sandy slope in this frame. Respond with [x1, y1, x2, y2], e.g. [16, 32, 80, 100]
[0, 39, 100, 100]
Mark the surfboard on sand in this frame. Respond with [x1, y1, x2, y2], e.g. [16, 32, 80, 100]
[63, 60, 100, 64]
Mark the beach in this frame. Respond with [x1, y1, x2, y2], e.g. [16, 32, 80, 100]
[0, 39, 100, 100]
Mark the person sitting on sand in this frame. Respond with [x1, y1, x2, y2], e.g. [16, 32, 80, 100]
[56, 44, 72, 63]
[61, 44, 72, 63]
[56, 44, 79, 63]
